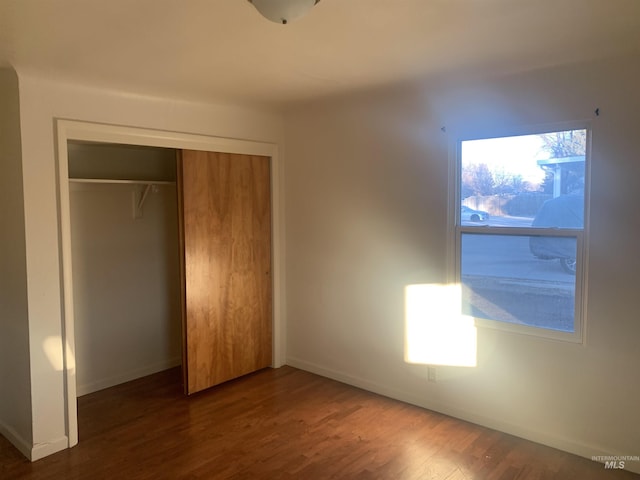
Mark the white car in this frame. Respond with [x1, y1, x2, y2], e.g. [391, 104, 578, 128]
[461, 205, 489, 222]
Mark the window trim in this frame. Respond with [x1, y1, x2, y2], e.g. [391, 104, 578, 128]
[448, 122, 591, 344]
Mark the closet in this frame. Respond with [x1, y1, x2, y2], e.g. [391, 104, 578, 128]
[68, 142, 182, 396]
[68, 143, 272, 398]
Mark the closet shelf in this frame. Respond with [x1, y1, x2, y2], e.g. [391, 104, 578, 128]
[69, 178, 176, 185]
[69, 178, 175, 219]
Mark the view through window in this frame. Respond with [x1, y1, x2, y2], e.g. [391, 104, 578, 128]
[457, 128, 587, 339]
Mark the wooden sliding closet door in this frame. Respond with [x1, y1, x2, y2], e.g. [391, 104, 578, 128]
[178, 150, 272, 395]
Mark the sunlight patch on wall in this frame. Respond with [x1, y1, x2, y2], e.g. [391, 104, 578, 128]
[404, 284, 477, 367]
[43, 336, 75, 373]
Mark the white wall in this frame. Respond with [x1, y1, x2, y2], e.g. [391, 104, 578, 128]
[15, 73, 284, 459]
[0, 68, 33, 458]
[69, 144, 182, 396]
[284, 54, 640, 470]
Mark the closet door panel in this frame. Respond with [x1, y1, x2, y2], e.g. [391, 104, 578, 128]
[179, 150, 272, 394]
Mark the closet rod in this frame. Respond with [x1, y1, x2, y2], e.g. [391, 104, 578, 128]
[69, 178, 175, 186]
[69, 178, 175, 219]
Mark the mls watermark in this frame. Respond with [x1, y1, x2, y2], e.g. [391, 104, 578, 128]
[592, 455, 640, 470]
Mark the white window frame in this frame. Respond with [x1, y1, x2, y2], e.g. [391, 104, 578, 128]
[448, 122, 591, 343]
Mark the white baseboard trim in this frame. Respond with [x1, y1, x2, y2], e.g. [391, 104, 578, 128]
[286, 357, 640, 475]
[31, 436, 69, 461]
[0, 421, 67, 462]
[76, 357, 181, 397]
[0, 420, 32, 460]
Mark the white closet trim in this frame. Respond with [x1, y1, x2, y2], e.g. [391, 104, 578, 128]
[56, 119, 285, 451]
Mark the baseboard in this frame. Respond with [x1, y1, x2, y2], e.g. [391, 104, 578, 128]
[31, 436, 69, 461]
[1, 419, 69, 462]
[76, 357, 182, 396]
[286, 357, 640, 475]
[0, 420, 32, 460]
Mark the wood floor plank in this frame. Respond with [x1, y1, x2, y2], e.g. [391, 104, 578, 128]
[1, 366, 637, 479]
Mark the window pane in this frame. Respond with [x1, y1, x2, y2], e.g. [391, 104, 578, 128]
[460, 130, 586, 229]
[461, 233, 577, 332]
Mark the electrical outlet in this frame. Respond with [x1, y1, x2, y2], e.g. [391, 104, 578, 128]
[427, 366, 437, 383]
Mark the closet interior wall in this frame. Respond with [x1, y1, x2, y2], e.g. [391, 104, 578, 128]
[68, 142, 182, 396]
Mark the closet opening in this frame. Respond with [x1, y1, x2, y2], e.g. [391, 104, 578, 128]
[57, 119, 283, 450]
[67, 141, 183, 399]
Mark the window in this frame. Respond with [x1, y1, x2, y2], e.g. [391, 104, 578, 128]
[453, 127, 589, 342]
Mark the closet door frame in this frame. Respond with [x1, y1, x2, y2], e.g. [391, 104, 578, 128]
[56, 119, 284, 448]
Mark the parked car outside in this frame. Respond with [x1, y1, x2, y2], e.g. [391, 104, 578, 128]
[529, 193, 584, 274]
[461, 205, 489, 222]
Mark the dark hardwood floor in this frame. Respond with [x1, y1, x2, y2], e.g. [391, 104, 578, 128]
[1, 366, 637, 479]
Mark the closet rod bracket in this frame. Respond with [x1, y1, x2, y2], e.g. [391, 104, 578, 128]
[133, 184, 156, 219]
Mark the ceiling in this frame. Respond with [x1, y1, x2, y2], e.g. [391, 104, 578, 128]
[1, 0, 639, 109]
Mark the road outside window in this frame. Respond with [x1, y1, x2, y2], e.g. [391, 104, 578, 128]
[456, 128, 588, 340]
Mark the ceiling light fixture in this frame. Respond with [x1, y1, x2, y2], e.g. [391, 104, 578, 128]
[248, 0, 321, 25]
